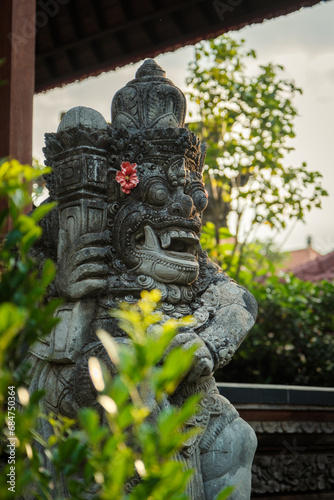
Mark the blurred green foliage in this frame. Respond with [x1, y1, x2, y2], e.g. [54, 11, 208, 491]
[201, 221, 288, 284]
[0, 159, 60, 372]
[0, 159, 61, 498]
[216, 274, 334, 387]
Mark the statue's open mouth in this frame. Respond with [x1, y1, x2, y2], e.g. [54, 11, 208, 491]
[135, 225, 202, 260]
[133, 225, 201, 284]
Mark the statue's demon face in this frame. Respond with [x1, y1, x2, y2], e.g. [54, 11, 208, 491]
[109, 132, 208, 286]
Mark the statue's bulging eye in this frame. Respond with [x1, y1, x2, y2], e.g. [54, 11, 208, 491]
[146, 182, 169, 206]
[191, 183, 208, 212]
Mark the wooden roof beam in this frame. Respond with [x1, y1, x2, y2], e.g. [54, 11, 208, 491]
[169, 11, 190, 35]
[89, 40, 106, 64]
[114, 31, 131, 55]
[90, 0, 108, 31]
[119, 0, 135, 22]
[67, 0, 85, 40]
[35, 0, 204, 63]
[142, 20, 161, 45]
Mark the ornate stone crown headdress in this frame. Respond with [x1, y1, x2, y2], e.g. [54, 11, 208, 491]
[43, 59, 206, 203]
[108, 59, 206, 176]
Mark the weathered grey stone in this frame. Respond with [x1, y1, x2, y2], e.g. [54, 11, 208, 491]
[57, 106, 108, 132]
[29, 59, 257, 499]
[201, 417, 257, 499]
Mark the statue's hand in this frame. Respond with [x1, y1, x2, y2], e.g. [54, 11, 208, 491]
[168, 331, 214, 384]
[56, 229, 111, 300]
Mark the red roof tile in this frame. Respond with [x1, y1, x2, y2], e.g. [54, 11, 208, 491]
[290, 250, 334, 282]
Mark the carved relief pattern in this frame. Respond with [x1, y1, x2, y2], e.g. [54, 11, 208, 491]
[250, 420, 334, 434]
[252, 453, 334, 494]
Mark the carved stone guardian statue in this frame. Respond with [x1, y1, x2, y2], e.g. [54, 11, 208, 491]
[29, 59, 258, 499]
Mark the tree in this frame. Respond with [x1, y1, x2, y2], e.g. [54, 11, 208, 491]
[186, 36, 327, 276]
[200, 221, 288, 285]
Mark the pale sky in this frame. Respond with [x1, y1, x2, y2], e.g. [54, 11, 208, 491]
[33, 0, 334, 254]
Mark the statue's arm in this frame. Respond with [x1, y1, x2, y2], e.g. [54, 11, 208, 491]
[196, 275, 258, 372]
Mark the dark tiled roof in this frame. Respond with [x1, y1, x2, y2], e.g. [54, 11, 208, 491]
[35, 0, 326, 93]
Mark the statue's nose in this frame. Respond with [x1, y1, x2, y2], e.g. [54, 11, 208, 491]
[168, 187, 194, 218]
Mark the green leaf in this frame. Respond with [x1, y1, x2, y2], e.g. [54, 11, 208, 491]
[30, 201, 57, 223]
[3, 229, 23, 249]
[0, 303, 27, 351]
[78, 408, 100, 438]
[41, 259, 56, 287]
[215, 486, 235, 499]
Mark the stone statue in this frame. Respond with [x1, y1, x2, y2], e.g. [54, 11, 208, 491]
[29, 59, 257, 499]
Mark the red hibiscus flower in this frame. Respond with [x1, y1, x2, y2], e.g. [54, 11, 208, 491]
[116, 161, 139, 194]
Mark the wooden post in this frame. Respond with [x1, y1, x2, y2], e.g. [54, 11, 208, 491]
[0, 0, 36, 230]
